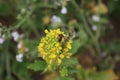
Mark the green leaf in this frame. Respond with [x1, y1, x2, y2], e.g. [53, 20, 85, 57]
[69, 30, 88, 54]
[27, 60, 46, 71]
[69, 40, 81, 54]
[79, 30, 88, 43]
[24, 39, 39, 57]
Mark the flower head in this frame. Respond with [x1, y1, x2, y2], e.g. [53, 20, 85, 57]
[16, 54, 23, 62]
[61, 7, 67, 14]
[92, 15, 100, 22]
[92, 25, 97, 31]
[51, 15, 62, 23]
[38, 29, 72, 70]
[0, 38, 4, 44]
[11, 31, 20, 42]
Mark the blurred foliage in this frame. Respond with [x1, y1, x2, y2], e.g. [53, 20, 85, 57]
[27, 60, 47, 71]
[0, 0, 120, 80]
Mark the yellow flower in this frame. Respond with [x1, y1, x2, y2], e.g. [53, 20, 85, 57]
[66, 41, 72, 49]
[38, 29, 72, 70]
[45, 29, 49, 33]
[49, 54, 56, 59]
[57, 58, 61, 65]
[60, 54, 64, 59]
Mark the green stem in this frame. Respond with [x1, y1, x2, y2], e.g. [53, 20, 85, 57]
[82, 16, 94, 38]
[68, 0, 83, 22]
[15, 12, 32, 29]
[6, 52, 11, 80]
[95, 0, 102, 40]
[83, 15, 101, 54]
[69, 0, 101, 54]
[35, 4, 57, 9]
[5, 41, 11, 80]
[86, 13, 101, 55]
[3, 2, 57, 35]
[95, 0, 102, 54]
[6, 11, 32, 32]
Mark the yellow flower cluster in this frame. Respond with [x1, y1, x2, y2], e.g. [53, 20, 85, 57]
[38, 29, 72, 69]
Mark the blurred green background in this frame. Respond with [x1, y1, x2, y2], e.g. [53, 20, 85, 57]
[0, 0, 120, 80]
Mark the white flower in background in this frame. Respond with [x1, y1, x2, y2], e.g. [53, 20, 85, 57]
[17, 41, 29, 53]
[16, 54, 23, 62]
[0, 32, 5, 44]
[0, 38, 4, 44]
[51, 15, 62, 23]
[92, 15, 100, 22]
[61, 7, 67, 14]
[11, 31, 20, 42]
[92, 25, 97, 31]
[17, 41, 22, 49]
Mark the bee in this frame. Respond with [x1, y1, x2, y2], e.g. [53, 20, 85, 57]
[57, 33, 70, 54]
[58, 34, 69, 42]
[57, 34, 67, 54]
[58, 34, 64, 42]
[58, 34, 70, 49]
